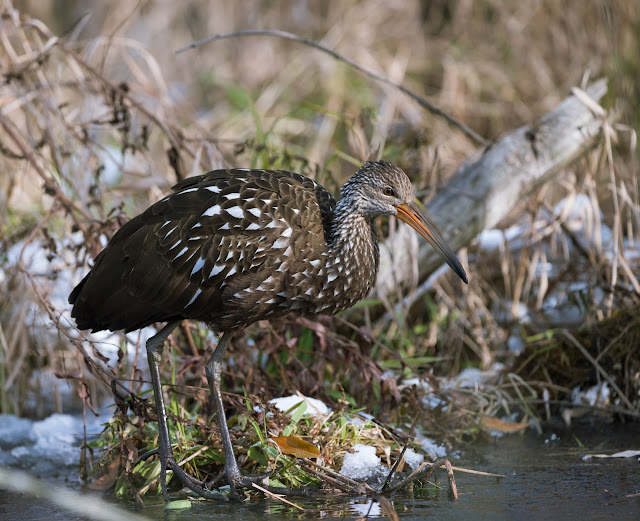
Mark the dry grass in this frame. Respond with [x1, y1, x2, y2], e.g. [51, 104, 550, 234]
[0, 0, 639, 496]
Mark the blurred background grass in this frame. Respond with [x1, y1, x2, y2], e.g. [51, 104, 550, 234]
[0, 0, 638, 432]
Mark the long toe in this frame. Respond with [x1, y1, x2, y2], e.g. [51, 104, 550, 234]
[158, 458, 229, 501]
[227, 469, 319, 498]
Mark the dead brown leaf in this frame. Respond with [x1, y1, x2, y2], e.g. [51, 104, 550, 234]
[272, 436, 321, 458]
[481, 416, 530, 433]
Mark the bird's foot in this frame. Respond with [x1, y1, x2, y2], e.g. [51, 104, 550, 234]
[140, 451, 317, 501]
[208, 464, 318, 501]
[139, 450, 228, 502]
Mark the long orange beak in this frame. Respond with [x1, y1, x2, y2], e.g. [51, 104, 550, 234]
[396, 203, 468, 284]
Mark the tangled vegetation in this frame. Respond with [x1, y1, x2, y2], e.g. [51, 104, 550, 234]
[0, 0, 638, 501]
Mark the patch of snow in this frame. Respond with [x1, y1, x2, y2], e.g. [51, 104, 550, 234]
[442, 363, 504, 390]
[477, 224, 528, 252]
[417, 437, 447, 459]
[340, 444, 387, 480]
[494, 300, 531, 324]
[571, 382, 610, 407]
[400, 378, 436, 393]
[403, 448, 424, 470]
[507, 331, 525, 354]
[344, 412, 374, 428]
[269, 395, 331, 418]
[476, 229, 504, 251]
[422, 394, 443, 409]
[0, 415, 37, 449]
[0, 412, 107, 475]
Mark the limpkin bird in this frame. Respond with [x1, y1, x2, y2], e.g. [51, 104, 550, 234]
[69, 160, 467, 501]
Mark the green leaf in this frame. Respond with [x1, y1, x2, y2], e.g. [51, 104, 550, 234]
[165, 500, 192, 510]
[247, 445, 268, 466]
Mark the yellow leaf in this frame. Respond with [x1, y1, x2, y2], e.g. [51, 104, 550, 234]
[481, 416, 530, 433]
[272, 436, 321, 458]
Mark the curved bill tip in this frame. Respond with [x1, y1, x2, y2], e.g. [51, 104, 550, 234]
[396, 203, 468, 284]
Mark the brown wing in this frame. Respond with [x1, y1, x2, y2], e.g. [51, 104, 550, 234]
[69, 169, 336, 332]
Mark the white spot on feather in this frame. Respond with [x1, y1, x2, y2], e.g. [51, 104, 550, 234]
[265, 221, 277, 229]
[163, 226, 177, 239]
[185, 288, 202, 307]
[192, 222, 202, 229]
[273, 238, 288, 249]
[224, 192, 241, 200]
[227, 265, 237, 277]
[169, 240, 181, 250]
[160, 221, 171, 230]
[191, 257, 205, 276]
[179, 187, 198, 194]
[246, 223, 260, 230]
[282, 228, 292, 238]
[220, 223, 230, 230]
[226, 206, 244, 219]
[202, 204, 221, 217]
[327, 273, 338, 283]
[173, 247, 188, 260]
[310, 259, 321, 267]
[248, 207, 261, 217]
[205, 185, 221, 193]
[209, 264, 224, 278]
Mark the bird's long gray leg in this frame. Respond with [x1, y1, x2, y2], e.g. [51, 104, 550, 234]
[145, 320, 227, 502]
[205, 331, 315, 500]
[205, 331, 248, 499]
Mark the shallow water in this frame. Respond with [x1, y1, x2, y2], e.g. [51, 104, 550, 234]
[1, 422, 639, 520]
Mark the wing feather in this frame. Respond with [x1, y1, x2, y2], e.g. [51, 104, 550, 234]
[70, 168, 337, 331]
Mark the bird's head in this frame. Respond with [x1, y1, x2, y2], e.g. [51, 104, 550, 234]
[342, 161, 468, 284]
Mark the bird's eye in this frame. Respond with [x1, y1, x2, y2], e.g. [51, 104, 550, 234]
[383, 187, 395, 197]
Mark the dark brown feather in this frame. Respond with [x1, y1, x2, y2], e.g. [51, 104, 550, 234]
[70, 168, 352, 332]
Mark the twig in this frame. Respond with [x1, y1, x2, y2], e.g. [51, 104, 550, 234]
[298, 459, 369, 494]
[444, 460, 458, 499]
[384, 459, 503, 495]
[375, 494, 400, 521]
[381, 443, 408, 492]
[176, 29, 488, 146]
[251, 483, 305, 511]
